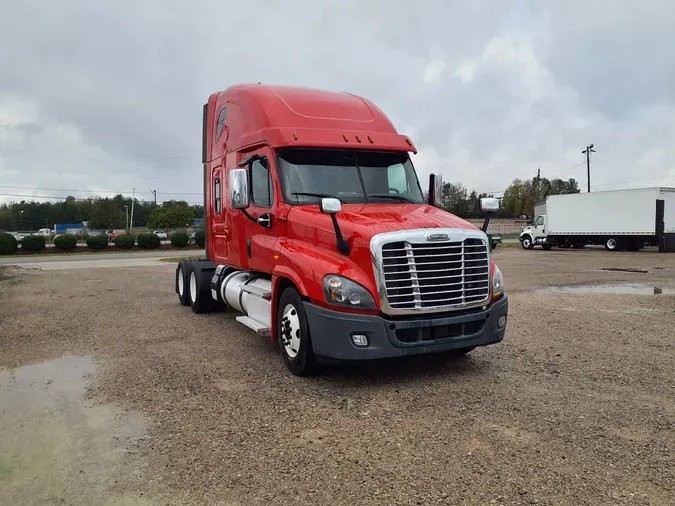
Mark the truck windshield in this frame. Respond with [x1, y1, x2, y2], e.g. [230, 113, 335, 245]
[277, 148, 425, 205]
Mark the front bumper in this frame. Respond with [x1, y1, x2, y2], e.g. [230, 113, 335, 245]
[304, 295, 508, 360]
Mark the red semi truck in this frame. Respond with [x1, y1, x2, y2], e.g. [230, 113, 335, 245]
[175, 84, 508, 376]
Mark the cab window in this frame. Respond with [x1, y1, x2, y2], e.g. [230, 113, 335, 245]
[535, 216, 544, 226]
[215, 108, 227, 140]
[251, 158, 273, 208]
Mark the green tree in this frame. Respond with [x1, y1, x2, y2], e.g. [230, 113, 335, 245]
[90, 199, 126, 229]
[148, 202, 194, 229]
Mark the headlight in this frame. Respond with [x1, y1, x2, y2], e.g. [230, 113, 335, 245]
[323, 275, 377, 310]
[492, 265, 504, 298]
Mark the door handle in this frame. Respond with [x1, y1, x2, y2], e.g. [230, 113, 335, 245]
[257, 213, 272, 228]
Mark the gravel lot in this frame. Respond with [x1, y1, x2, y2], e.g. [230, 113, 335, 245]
[1, 249, 674, 505]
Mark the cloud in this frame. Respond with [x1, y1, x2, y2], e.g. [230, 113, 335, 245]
[1, 0, 674, 208]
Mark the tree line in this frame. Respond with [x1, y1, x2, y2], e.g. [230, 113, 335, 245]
[436, 175, 580, 219]
[0, 194, 204, 232]
[0, 173, 579, 231]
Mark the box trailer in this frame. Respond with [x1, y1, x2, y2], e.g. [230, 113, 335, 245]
[519, 187, 675, 252]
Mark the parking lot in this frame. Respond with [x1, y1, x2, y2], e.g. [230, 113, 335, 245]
[1, 249, 674, 506]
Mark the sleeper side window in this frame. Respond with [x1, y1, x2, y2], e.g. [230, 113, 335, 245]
[251, 158, 273, 208]
[215, 108, 227, 140]
[214, 177, 221, 213]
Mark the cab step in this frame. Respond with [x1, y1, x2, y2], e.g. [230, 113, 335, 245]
[236, 316, 271, 337]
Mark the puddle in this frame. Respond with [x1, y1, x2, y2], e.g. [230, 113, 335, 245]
[537, 283, 675, 295]
[0, 355, 153, 505]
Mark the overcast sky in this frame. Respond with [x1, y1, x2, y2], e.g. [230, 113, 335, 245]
[1, 0, 674, 205]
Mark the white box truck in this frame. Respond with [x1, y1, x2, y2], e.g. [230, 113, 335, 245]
[519, 187, 675, 252]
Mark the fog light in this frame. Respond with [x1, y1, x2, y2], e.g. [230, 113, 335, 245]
[351, 334, 368, 347]
[498, 316, 506, 328]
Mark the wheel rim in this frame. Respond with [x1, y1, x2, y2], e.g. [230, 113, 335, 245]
[178, 267, 184, 296]
[189, 271, 197, 303]
[523, 238, 531, 248]
[280, 303, 301, 359]
[607, 238, 617, 249]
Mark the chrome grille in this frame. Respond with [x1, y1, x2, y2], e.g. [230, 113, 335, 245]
[380, 238, 490, 311]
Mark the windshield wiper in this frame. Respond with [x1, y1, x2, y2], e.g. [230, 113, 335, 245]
[292, 192, 345, 203]
[368, 194, 415, 203]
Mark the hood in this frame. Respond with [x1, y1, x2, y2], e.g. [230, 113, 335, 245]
[286, 203, 479, 248]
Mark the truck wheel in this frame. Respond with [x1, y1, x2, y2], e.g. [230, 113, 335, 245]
[277, 287, 317, 376]
[521, 235, 534, 250]
[572, 244, 585, 249]
[604, 237, 619, 251]
[542, 244, 553, 250]
[176, 259, 190, 306]
[188, 261, 214, 313]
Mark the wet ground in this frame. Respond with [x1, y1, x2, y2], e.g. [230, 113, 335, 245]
[0, 356, 150, 505]
[1, 248, 674, 505]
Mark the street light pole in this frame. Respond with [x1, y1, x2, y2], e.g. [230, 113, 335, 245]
[124, 205, 129, 232]
[582, 144, 596, 192]
[152, 189, 157, 205]
[130, 188, 136, 233]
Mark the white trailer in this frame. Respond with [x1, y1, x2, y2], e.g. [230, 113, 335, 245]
[519, 187, 675, 252]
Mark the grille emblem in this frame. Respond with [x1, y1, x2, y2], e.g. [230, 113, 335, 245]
[426, 233, 449, 242]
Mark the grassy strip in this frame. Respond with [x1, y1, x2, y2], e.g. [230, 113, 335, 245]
[159, 255, 204, 262]
[6, 246, 204, 259]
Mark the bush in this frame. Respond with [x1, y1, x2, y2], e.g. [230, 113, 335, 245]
[137, 232, 161, 249]
[0, 232, 19, 255]
[170, 230, 189, 247]
[54, 234, 78, 250]
[194, 227, 205, 248]
[86, 234, 109, 250]
[114, 234, 136, 250]
[21, 235, 46, 252]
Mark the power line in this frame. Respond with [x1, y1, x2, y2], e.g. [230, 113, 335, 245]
[0, 192, 204, 203]
[0, 185, 202, 195]
[551, 162, 585, 179]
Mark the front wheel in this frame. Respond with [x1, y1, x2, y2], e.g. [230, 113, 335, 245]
[277, 287, 317, 376]
[605, 237, 620, 251]
[521, 235, 534, 250]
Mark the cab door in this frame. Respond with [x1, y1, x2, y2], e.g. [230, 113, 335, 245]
[239, 146, 280, 273]
[533, 215, 547, 240]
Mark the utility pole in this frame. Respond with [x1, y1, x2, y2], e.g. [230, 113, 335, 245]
[124, 205, 129, 232]
[130, 188, 136, 233]
[536, 167, 541, 202]
[582, 144, 596, 192]
[152, 189, 157, 205]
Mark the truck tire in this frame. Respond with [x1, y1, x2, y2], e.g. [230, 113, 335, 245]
[176, 259, 190, 306]
[572, 244, 585, 249]
[604, 237, 619, 251]
[542, 244, 553, 250]
[521, 235, 534, 250]
[277, 287, 317, 376]
[188, 261, 215, 313]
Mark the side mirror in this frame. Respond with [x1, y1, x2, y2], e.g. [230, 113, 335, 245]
[480, 197, 500, 213]
[229, 169, 250, 209]
[320, 197, 342, 214]
[428, 174, 443, 206]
